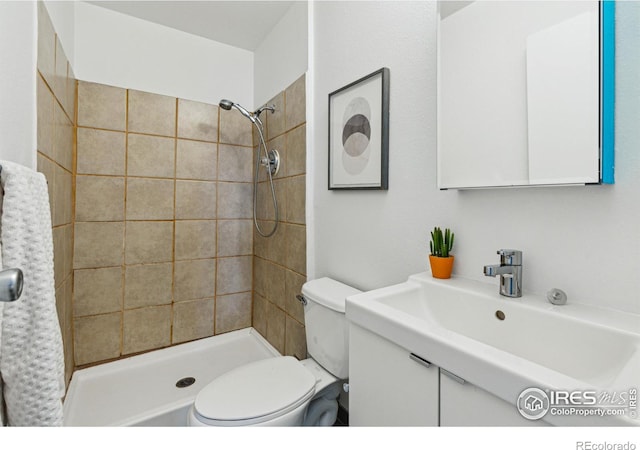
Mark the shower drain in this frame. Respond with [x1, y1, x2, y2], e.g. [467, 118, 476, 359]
[176, 377, 196, 388]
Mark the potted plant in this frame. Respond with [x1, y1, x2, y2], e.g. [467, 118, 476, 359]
[429, 227, 455, 279]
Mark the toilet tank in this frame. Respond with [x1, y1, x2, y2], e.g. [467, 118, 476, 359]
[301, 278, 362, 379]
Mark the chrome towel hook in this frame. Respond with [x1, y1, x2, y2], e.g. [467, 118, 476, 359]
[0, 268, 23, 302]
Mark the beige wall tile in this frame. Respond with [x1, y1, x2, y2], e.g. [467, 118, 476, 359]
[37, 2, 56, 86]
[51, 224, 73, 288]
[177, 99, 218, 142]
[74, 313, 122, 366]
[217, 220, 253, 257]
[253, 224, 267, 260]
[74, 222, 124, 269]
[128, 90, 176, 136]
[285, 224, 306, 275]
[74, 267, 123, 317]
[256, 178, 286, 223]
[77, 128, 126, 176]
[54, 281, 66, 347]
[127, 134, 175, 178]
[52, 226, 65, 288]
[264, 261, 286, 310]
[218, 145, 253, 182]
[75, 175, 125, 222]
[253, 257, 268, 297]
[215, 292, 251, 334]
[63, 224, 73, 280]
[52, 165, 72, 226]
[37, 76, 54, 158]
[176, 139, 216, 181]
[265, 92, 285, 140]
[216, 256, 252, 295]
[286, 125, 306, 177]
[217, 182, 252, 219]
[286, 175, 306, 225]
[266, 302, 285, 354]
[52, 37, 69, 115]
[123, 306, 171, 354]
[124, 263, 173, 309]
[252, 293, 267, 338]
[52, 100, 74, 171]
[256, 220, 287, 266]
[173, 298, 215, 344]
[125, 221, 173, 264]
[174, 220, 216, 260]
[285, 74, 306, 131]
[78, 81, 126, 131]
[273, 180, 287, 225]
[175, 180, 216, 220]
[126, 178, 175, 220]
[174, 259, 216, 302]
[37, 153, 55, 218]
[219, 107, 252, 146]
[59, 278, 74, 385]
[285, 269, 306, 323]
[285, 316, 307, 360]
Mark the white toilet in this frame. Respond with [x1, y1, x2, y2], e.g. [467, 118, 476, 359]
[188, 277, 361, 426]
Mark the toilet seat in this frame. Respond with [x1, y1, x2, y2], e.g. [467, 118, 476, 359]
[192, 356, 316, 426]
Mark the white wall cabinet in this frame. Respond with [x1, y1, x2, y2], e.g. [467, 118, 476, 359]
[349, 325, 439, 426]
[349, 324, 550, 426]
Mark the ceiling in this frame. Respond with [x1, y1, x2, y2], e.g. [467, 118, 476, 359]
[87, 1, 295, 51]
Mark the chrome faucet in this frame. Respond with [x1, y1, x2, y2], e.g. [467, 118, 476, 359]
[483, 249, 522, 298]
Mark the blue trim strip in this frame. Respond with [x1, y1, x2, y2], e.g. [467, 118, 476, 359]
[601, 1, 615, 184]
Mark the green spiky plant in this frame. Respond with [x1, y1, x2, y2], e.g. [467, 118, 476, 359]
[429, 227, 454, 258]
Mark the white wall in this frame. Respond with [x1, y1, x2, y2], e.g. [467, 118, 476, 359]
[73, 2, 253, 106]
[311, 1, 640, 315]
[254, 1, 308, 107]
[0, 1, 37, 170]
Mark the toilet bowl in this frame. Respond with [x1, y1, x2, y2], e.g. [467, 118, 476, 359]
[187, 357, 340, 426]
[188, 278, 362, 427]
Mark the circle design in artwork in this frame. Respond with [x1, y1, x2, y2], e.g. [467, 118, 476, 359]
[341, 97, 372, 175]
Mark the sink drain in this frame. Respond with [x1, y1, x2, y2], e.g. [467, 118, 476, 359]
[176, 377, 196, 388]
[495, 310, 506, 321]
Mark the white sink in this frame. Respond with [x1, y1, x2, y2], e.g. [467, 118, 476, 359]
[346, 272, 640, 426]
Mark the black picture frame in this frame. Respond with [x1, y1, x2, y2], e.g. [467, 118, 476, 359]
[328, 67, 389, 190]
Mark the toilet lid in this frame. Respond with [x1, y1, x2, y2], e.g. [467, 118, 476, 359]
[194, 356, 316, 422]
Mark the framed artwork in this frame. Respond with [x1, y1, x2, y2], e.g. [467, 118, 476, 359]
[328, 67, 389, 190]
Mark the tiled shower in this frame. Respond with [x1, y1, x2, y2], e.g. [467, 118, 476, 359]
[72, 81, 257, 366]
[35, 4, 307, 383]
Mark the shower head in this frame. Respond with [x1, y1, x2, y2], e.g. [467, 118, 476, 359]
[219, 99, 233, 110]
[218, 99, 255, 123]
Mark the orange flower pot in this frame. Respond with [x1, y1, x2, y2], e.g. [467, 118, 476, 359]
[429, 255, 454, 279]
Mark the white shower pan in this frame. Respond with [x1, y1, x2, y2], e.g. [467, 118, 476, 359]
[63, 328, 280, 426]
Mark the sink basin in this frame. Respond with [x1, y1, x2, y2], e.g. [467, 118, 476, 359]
[346, 272, 640, 426]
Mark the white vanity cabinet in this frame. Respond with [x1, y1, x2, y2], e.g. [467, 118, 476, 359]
[349, 324, 439, 426]
[349, 324, 549, 426]
[439, 370, 548, 427]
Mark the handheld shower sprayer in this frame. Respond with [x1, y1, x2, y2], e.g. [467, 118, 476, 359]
[218, 98, 280, 238]
[218, 99, 256, 123]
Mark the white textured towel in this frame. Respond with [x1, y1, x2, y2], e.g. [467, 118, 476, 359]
[0, 160, 64, 426]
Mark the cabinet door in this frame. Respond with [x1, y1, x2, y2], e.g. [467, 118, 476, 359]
[439, 369, 548, 427]
[349, 325, 439, 426]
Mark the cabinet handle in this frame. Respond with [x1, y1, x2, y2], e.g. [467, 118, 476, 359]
[440, 368, 466, 384]
[409, 353, 432, 368]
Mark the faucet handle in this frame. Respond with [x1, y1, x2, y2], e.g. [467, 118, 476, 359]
[497, 249, 522, 266]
